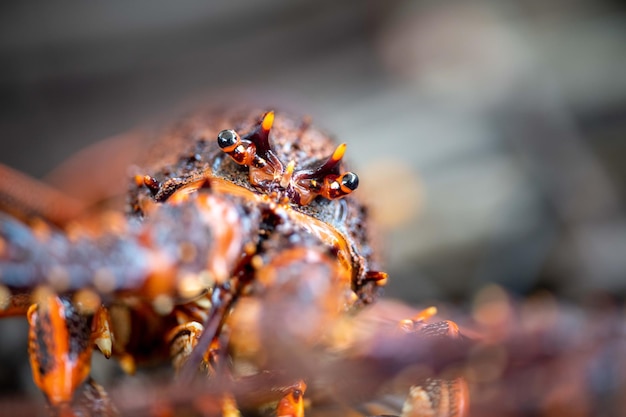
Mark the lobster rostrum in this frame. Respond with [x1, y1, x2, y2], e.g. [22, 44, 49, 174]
[0, 108, 469, 417]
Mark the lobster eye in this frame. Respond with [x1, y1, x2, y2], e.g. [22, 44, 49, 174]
[340, 172, 359, 191]
[217, 129, 239, 151]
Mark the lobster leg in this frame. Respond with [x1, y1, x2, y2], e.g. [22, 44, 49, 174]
[397, 309, 470, 417]
[27, 293, 93, 405]
[399, 378, 469, 417]
[276, 380, 307, 417]
[27, 292, 117, 416]
[47, 378, 118, 417]
[167, 321, 206, 372]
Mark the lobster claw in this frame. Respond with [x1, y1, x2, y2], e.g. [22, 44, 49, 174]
[27, 293, 94, 406]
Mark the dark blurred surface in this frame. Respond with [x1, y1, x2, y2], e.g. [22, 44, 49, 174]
[1, 0, 626, 413]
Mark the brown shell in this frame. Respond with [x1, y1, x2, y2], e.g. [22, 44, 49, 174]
[128, 107, 383, 305]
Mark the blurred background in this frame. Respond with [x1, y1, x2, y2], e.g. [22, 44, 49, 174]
[1, 0, 625, 413]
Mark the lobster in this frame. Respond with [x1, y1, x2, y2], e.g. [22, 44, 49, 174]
[0, 107, 470, 417]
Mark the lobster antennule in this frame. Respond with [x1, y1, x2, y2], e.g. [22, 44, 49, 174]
[297, 143, 347, 180]
[244, 110, 275, 158]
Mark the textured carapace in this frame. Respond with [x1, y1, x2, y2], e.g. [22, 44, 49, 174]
[128, 108, 386, 305]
